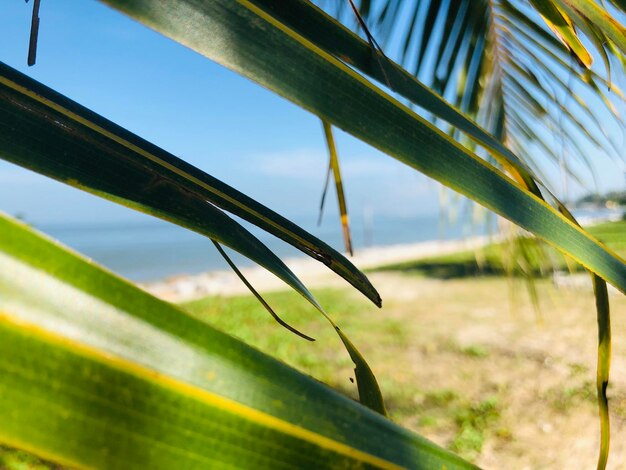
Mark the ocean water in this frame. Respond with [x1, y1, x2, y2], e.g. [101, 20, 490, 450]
[35, 207, 620, 282]
[37, 212, 487, 282]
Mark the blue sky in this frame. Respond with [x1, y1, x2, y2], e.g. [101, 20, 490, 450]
[0, 1, 622, 227]
[0, 0, 438, 227]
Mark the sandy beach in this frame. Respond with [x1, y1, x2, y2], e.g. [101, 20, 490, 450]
[141, 235, 493, 302]
[142, 209, 626, 303]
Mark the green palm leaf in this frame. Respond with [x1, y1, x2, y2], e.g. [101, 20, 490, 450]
[98, 0, 626, 296]
[343, 0, 625, 187]
[321, 121, 353, 256]
[0, 212, 472, 469]
[0, 59, 386, 415]
[4, 1, 625, 467]
[0, 62, 380, 307]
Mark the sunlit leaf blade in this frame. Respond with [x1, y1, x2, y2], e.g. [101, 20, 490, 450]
[98, 0, 626, 295]
[559, 0, 626, 54]
[529, 0, 593, 66]
[592, 274, 611, 470]
[0, 65, 326, 318]
[335, 328, 387, 416]
[0, 61, 380, 307]
[555, 204, 612, 470]
[0, 213, 476, 469]
[322, 121, 353, 256]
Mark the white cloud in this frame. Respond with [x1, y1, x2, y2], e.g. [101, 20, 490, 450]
[252, 149, 326, 179]
[250, 148, 417, 180]
[242, 148, 438, 218]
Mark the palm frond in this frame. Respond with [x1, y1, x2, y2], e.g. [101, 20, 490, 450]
[0, 213, 455, 469]
[340, 0, 626, 194]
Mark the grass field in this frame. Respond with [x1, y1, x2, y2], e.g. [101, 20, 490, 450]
[181, 286, 509, 462]
[175, 220, 626, 466]
[179, 281, 626, 467]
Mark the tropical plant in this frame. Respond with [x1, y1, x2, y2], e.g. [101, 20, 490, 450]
[1, 0, 626, 468]
[356, 1, 623, 160]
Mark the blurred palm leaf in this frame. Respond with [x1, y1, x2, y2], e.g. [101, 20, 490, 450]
[321, 121, 353, 256]
[336, 0, 626, 193]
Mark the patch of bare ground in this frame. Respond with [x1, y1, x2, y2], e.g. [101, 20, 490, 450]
[352, 273, 626, 469]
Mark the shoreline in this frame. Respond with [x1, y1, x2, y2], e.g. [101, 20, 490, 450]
[141, 235, 492, 302]
[140, 210, 624, 303]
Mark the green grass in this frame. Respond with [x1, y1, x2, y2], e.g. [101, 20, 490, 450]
[372, 220, 626, 279]
[460, 345, 490, 358]
[180, 286, 509, 463]
[547, 380, 596, 412]
[451, 397, 502, 460]
[181, 288, 375, 385]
